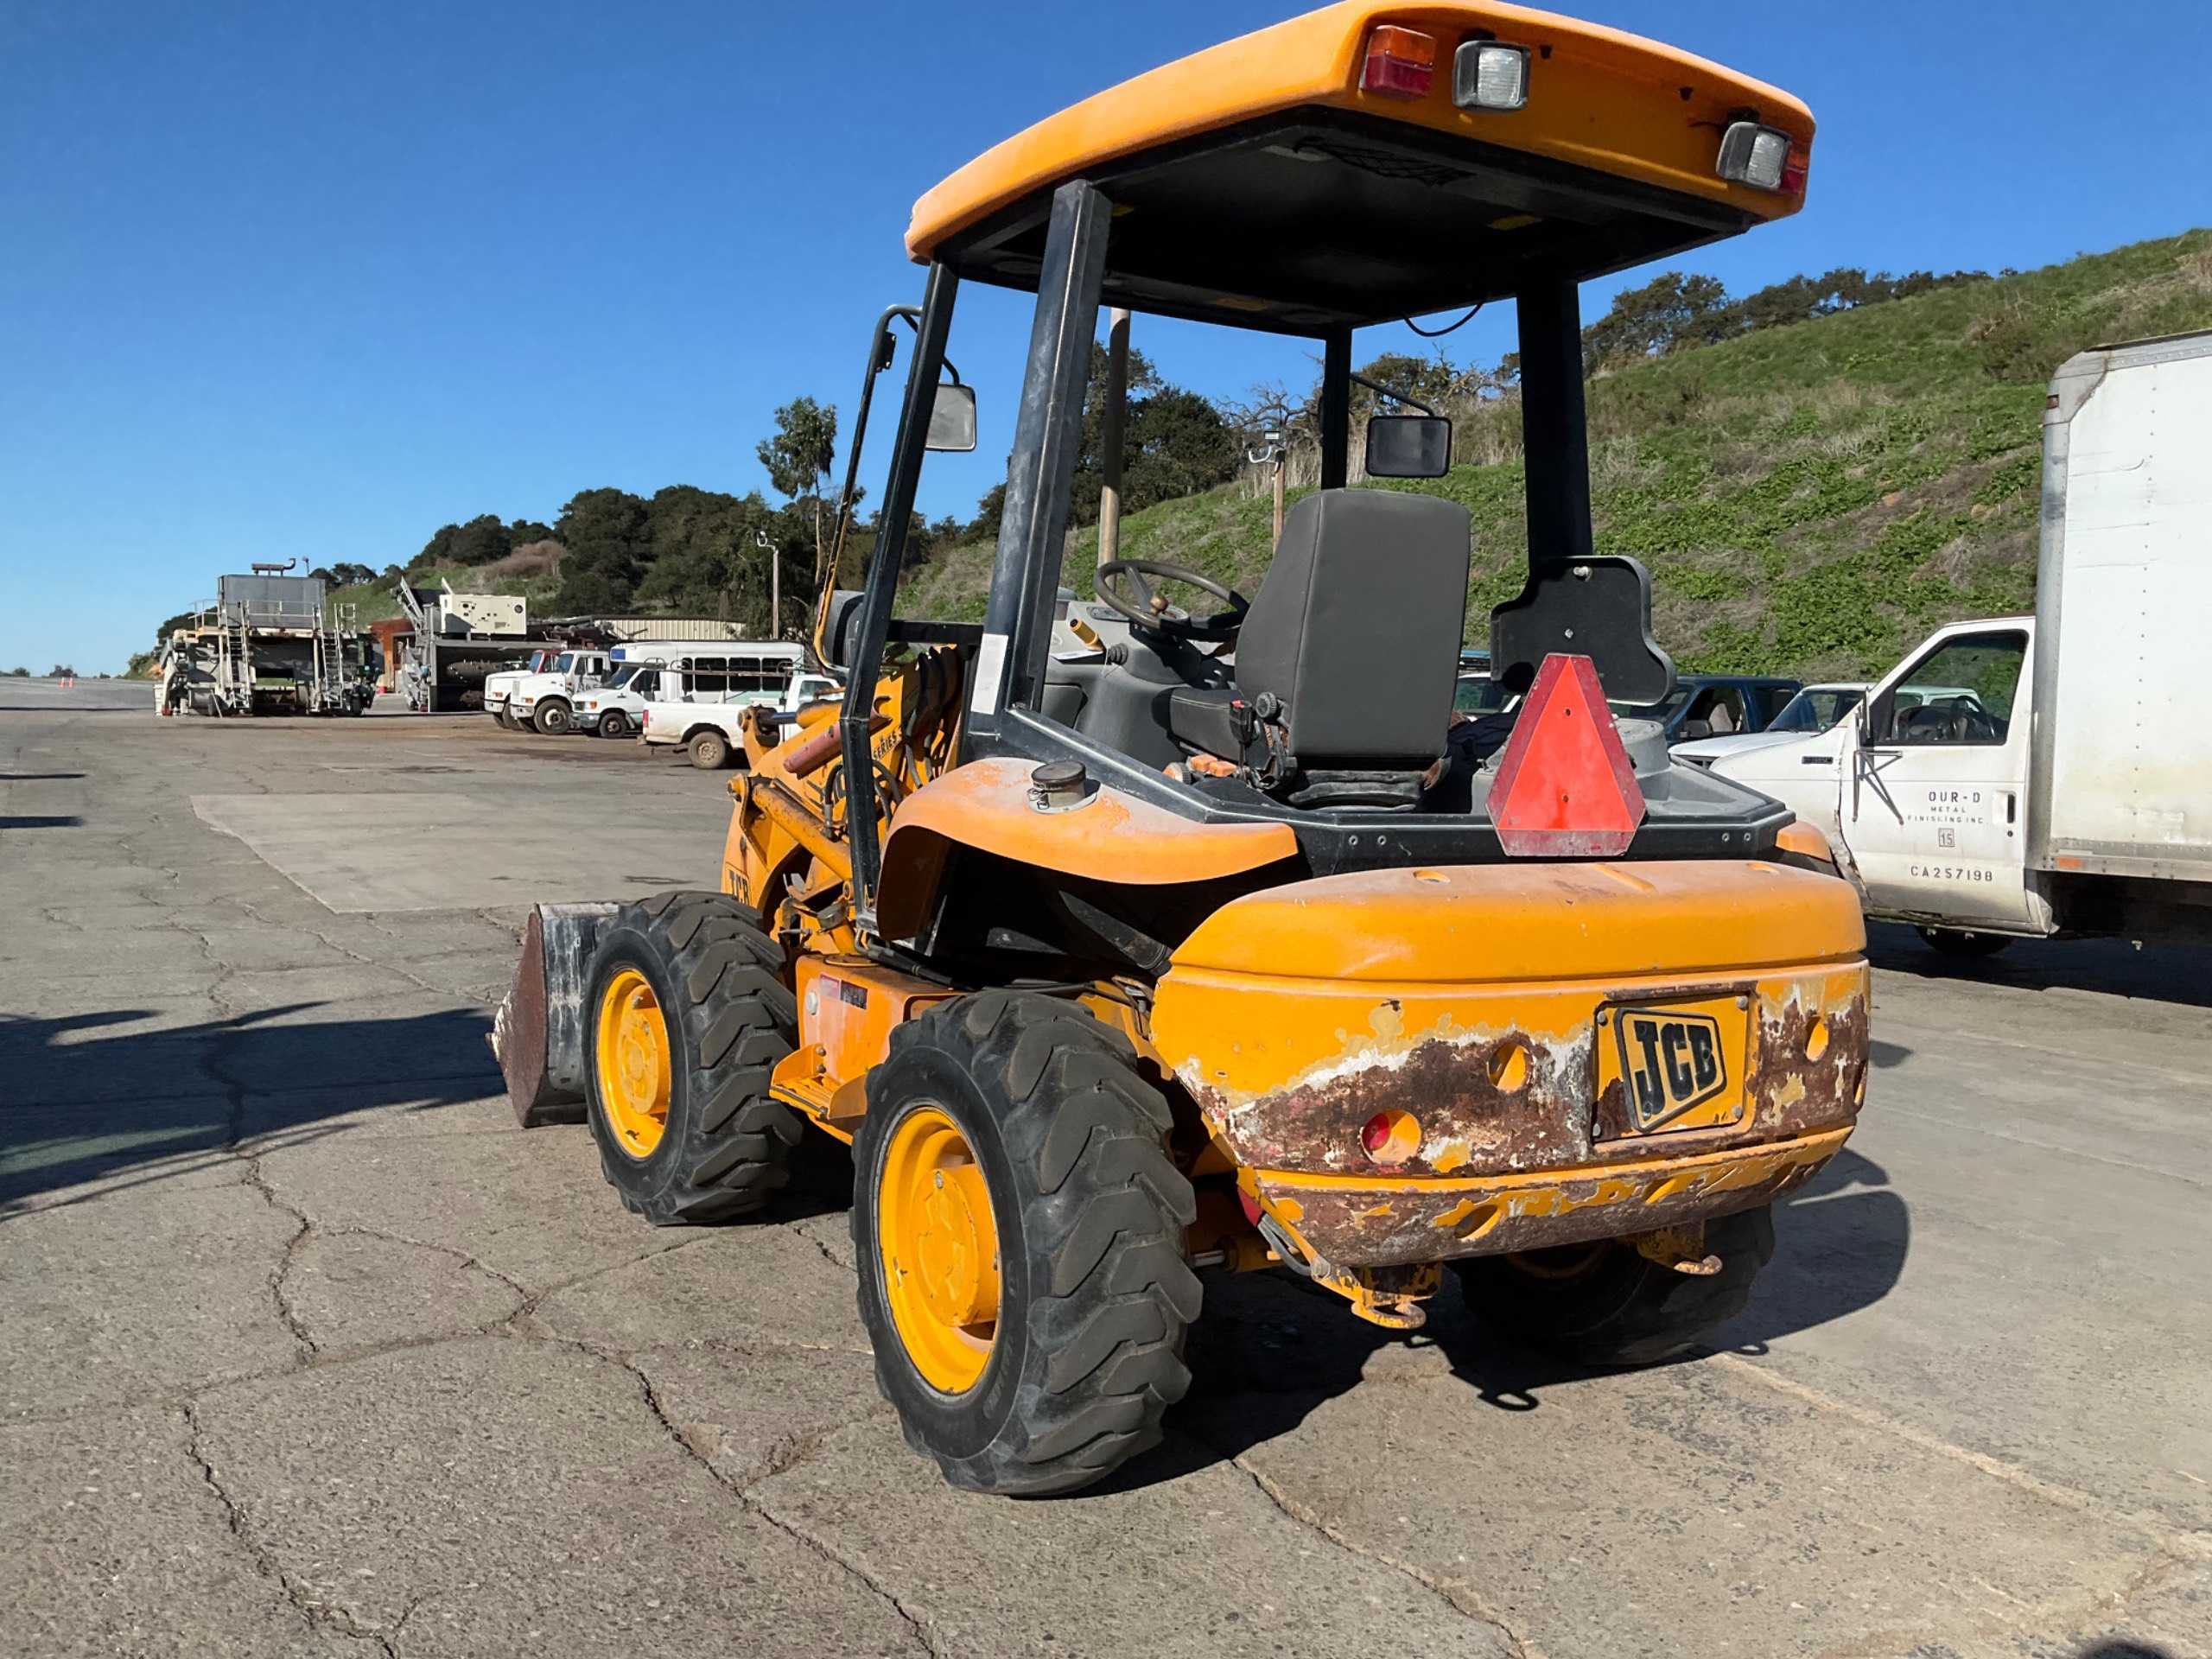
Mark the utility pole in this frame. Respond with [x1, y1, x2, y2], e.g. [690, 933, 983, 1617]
[1248, 423, 1287, 550]
[1097, 307, 1130, 570]
[758, 528, 779, 639]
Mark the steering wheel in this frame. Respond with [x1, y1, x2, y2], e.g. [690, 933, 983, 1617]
[1941, 699, 2003, 743]
[1095, 559, 1250, 644]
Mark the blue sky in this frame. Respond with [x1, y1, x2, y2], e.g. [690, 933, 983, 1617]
[5, 1, 2209, 672]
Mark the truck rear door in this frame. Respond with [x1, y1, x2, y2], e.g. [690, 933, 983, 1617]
[1841, 625, 2038, 928]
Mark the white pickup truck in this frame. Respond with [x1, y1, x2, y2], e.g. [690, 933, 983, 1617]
[1711, 331, 2212, 957]
[640, 672, 840, 769]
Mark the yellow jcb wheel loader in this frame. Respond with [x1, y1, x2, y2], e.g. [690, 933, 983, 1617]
[493, 1, 1870, 1496]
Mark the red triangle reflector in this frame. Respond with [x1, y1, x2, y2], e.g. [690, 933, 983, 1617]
[1488, 653, 1647, 857]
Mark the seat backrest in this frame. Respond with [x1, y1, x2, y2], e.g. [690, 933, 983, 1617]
[1234, 489, 1471, 766]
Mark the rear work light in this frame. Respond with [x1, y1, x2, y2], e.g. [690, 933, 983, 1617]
[1717, 120, 1804, 194]
[1361, 26, 1436, 99]
[1452, 41, 1529, 111]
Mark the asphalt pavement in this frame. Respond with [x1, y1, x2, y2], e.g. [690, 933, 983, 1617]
[3, 683, 2207, 1658]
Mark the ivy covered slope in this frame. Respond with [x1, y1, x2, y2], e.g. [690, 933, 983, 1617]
[906, 231, 2211, 680]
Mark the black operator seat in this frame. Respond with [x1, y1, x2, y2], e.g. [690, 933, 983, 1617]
[1168, 488, 1471, 772]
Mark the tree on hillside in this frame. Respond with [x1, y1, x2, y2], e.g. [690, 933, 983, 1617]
[551, 488, 652, 613]
[5, 666, 28, 677]
[1352, 351, 1466, 411]
[1070, 343, 1240, 526]
[1582, 271, 1732, 370]
[965, 482, 1007, 545]
[634, 485, 790, 626]
[413, 513, 512, 569]
[757, 397, 840, 576]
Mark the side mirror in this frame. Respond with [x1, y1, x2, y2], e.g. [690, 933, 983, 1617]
[926, 382, 976, 453]
[1364, 414, 1452, 479]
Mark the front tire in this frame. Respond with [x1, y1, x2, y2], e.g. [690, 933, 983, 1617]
[688, 729, 730, 769]
[597, 709, 630, 739]
[1452, 1205, 1774, 1367]
[1917, 925, 2011, 960]
[853, 991, 1199, 1496]
[583, 892, 804, 1224]
[533, 698, 573, 735]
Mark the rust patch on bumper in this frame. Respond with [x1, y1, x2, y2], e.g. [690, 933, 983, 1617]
[1259, 1127, 1848, 1268]
[1200, 1021, 1590, 1179]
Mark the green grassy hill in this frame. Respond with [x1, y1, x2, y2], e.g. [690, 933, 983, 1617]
[904, 231, 2212, 680]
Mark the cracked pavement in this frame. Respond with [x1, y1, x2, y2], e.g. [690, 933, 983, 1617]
[3, 683, 2210, 1657]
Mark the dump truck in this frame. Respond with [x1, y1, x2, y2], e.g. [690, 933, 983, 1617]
[495, 0, 1870, 1496]
[1704, 328, 2212, 957]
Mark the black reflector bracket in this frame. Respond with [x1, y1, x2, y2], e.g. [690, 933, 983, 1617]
[1498, 271, 1675, 706]
[1490, 556, 1674, 703]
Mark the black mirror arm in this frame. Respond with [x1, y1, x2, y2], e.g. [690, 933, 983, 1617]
[1349, 370, 1437, 416]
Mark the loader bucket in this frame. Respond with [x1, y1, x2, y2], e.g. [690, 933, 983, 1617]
[491, 901, 621, 1128]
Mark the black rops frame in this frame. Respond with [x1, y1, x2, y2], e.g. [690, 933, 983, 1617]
[839, 264, 958, 912]
[839, 177, 1722, 921]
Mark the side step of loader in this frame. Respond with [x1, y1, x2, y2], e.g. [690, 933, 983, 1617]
[490, 902, 620, 1128]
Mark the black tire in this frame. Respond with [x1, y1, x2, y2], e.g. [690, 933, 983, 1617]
[1452, 1205, 1775, 1368]
[853, 990, 1199, 1496]
[583, 891, 804, 1225]
[597, 709, 630, 739]
[688, 728, 730, 769]
[533, 698, 573, 736]
[1917, 925, 2011, 960]
[493, 707, 515, 730]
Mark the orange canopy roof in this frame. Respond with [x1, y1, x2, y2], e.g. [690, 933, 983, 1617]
[909, 2, 1813, 268]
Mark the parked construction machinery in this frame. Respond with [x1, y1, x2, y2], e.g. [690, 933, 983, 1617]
[392, 582, 553, 713]
[495, 0, 1870, 1495]
[158, 563, 372, 718]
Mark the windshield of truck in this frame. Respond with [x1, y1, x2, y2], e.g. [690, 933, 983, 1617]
[1768, 687, 1863, 734]
[551, 652, 576, 673]
[606, 664, 643, 690]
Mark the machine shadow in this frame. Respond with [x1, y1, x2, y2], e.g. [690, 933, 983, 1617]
[0, 1003, 502, 1211]
[1132, 1146, 1907, 1494]
[0, 815, 85, 829]
[1866, 921, 2212, 1008]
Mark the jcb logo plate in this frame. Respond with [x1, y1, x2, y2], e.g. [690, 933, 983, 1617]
[1600, 999, 1750, 1137]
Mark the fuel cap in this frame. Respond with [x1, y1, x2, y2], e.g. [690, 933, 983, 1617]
[1028, 760, 1095, 812]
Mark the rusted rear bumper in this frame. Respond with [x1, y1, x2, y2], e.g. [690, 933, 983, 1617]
[1251, 1125, 1849, 1267]
[1148, 860, 1871, 1269]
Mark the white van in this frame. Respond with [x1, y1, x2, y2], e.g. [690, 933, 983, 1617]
[550, 639, 794, 737]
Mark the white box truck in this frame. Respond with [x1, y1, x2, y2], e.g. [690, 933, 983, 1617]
[1707, 330, 2212, 956]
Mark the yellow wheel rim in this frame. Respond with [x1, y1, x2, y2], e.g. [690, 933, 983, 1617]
[878, 1105, 1000, 1394]
[595, 968, 672, 1159]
